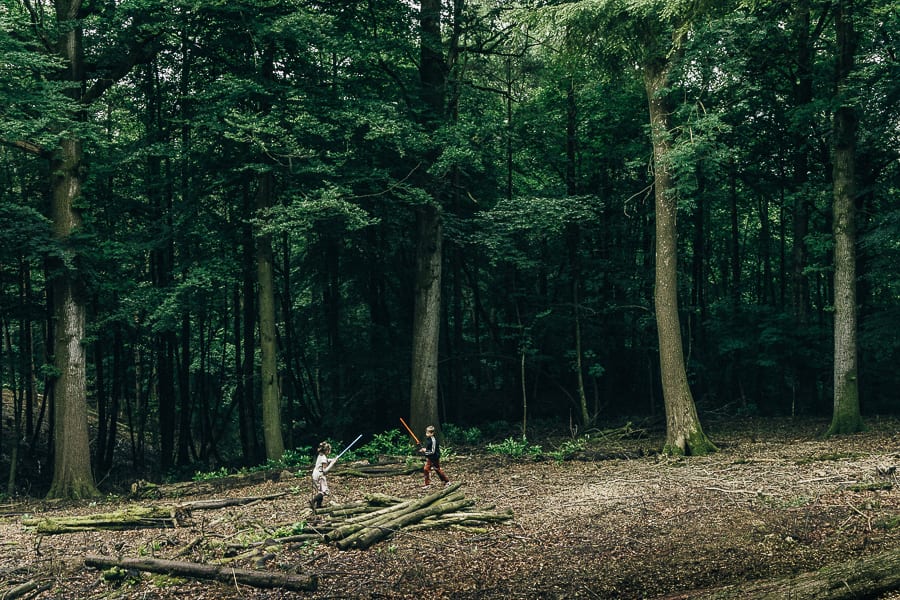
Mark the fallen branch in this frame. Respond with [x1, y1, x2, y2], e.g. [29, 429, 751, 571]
[177, 493, 287, 511]
[84, 554, 317, 592]
[1, 580, 52, 600]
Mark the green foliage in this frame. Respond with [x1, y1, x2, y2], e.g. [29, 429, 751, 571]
[443, 424, 483, 446]
[272, 521, 308, 538]
[355, 430, 409, 462]
[548, 437, 588, 462]
[486, 437, 544, 460]
[192, 467, 231, 482]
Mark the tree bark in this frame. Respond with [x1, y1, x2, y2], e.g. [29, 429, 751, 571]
[47, 138, 99, 500]
[410, 0, 448, 434]
[643, 59, 715, 457]
[410, 203, 443, 433]
[256, 168, 284, 461]
[827, 0, 864, 436]
[41, 0, 100, 501]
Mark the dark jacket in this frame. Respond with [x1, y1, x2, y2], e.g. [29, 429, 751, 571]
[423, 435, 441, 461]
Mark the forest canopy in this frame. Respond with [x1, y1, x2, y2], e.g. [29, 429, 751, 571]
[0, 0, 898, 497]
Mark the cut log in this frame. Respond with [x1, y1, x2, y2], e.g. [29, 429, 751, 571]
[659, 546, 900, 600]
[22, 505, 186, 534]
[84, 554, 317, 592]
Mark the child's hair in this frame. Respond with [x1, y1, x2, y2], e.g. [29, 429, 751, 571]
[425, 425, 435, 434]
[317, 441, 332, 455]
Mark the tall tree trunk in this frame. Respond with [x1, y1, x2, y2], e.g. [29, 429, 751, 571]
[410, 0, 449, 433]
[827, 0, 864, 436]
[279, 233, 297, 447]
[643, 60, 716, 456]
[256, 170, 284, 461]
[410, 203, 443, 432]
[44, 0, 99, 497]
[176, 29, 195, 468]
[255, 43, 284, 461]
[46, 135, 99, 499]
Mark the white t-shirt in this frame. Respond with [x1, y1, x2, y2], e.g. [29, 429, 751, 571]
[313, 454, 330, 480]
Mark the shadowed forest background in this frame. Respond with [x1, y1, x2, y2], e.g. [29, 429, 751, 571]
[0, 0, 898, 498]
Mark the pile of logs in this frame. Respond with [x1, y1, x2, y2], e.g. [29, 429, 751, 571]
[262, 482, 512, 551]
[17, 483, 510, 595]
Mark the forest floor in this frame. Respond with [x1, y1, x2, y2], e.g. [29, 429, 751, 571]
[1, 417, 899, 599]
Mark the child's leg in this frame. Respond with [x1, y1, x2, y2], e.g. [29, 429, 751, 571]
[423, 459, 433, 485]
[433, 460, 449, 482]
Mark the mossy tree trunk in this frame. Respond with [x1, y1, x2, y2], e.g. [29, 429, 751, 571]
[643, 58, 715, 457]
[257, 170, 284, 462]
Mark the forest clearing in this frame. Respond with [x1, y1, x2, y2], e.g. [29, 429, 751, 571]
[1, 418, 898, 600]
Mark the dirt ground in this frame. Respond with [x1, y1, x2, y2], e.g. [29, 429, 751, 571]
[1, 417, 899, 599]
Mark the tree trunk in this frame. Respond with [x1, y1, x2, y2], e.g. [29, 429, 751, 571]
[410, 203, 443, 432]
[827, 0, 864, 436]
[410, 0, 447, 433]
[47, 139, 99, 500]
[643, 60, 715, 457]
[256, 169, 284, 461]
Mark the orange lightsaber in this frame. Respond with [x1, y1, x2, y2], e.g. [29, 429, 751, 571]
[399, 417, 420, 445]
